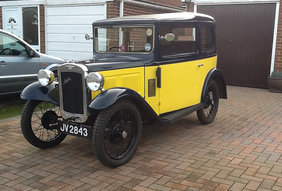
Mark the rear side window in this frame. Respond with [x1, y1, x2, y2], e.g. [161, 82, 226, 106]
[200, 25, 215, 53]
[160, 24, 197, 57]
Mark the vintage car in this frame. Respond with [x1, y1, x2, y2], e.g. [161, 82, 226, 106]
[20, 12, 227, 167]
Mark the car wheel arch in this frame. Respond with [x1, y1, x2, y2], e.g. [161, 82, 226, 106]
[89, 88, 159, 122]
[201, 68, 227, 103]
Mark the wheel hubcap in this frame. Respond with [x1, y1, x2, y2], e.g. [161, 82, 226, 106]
[104, 109, 137, 160]
[203, 91, 215, 117]
[41, 110, 59, 130]
[122, 131, 128, 139]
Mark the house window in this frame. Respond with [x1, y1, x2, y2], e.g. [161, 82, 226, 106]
[22, 7, 38, 46]
[160, 24, 197, 57]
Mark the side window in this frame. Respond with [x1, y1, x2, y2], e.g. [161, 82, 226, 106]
[160, 24, 197, 57]
[0, 33, 27, 56]
[200, 25, 215, 53]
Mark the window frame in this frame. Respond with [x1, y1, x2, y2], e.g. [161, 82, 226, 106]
[0, 32, 28, 57]
[199, 22, 216, 55]
[157, 22, 200, 61]
[93, 24, 155, 55]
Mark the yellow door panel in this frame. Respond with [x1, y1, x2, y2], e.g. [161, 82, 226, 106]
[144, 66, 160, 115]
[159, 56, 217, 114]
[92, 67, 144, 99]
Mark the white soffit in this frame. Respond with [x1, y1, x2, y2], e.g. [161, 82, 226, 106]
[192, 0, 279, 5]
[0, 0, 111, 6]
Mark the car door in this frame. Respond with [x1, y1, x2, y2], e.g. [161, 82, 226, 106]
[0, 31, 39, 94]
[157, 23, 206, 114]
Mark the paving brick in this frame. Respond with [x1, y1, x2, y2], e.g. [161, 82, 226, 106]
[165, 182, 188, 190]
[139, 177, 157, 187]
[244, 180, 261, 190]
[0, 86, 281, 191]
[155, 176, 173, 185]
[260, 179, 275, 189]
[229, 182, 246, 191]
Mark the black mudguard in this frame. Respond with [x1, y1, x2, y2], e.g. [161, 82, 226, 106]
[89, 88, 159, 121]
[201, 68, 227, 103]
[20, 82, 59, 105]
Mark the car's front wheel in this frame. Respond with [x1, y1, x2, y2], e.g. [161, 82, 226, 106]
[92, 101, 142, 167]
[21, 100, 67, 149]
[197, 80, 219, 124]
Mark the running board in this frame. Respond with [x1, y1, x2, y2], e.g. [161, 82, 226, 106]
[160, 103, 204, 124]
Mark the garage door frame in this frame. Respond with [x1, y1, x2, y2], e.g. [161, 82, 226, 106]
[194, 0, 280, 77]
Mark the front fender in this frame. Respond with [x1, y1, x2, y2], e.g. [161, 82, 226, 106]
[89, 88, 159, 120]
[201, 68, 227, 103]
[20, 82, 59, 105]
[89, 88, 141, 110]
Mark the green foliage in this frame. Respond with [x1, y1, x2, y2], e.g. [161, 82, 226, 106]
[0, 95, 25, 120]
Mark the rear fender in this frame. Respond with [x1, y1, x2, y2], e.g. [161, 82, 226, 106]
[201, 68, 227, 103]
[20, 82, 59, 105]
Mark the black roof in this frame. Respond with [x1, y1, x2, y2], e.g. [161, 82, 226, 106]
[93, 12, 215, 26]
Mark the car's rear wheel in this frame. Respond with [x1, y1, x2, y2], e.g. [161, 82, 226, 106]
[92, 101, 142, 167]
[197, 81, 219, 124]
[21, 100, 66, 148]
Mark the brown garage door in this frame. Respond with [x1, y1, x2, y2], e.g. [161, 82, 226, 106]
[198, 4, 275, 88]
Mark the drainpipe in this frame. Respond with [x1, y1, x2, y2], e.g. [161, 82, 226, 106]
[119, 0, 124, 17]
[119, 0, 124, 46]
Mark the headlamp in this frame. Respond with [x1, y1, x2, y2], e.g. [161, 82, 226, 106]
[86, 72, 104, 91]
[37, 69, 54, 86]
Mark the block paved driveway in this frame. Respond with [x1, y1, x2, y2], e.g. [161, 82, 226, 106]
[0, 86, 281, 191]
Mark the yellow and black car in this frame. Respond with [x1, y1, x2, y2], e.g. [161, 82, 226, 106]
[20, 12, 227, 167]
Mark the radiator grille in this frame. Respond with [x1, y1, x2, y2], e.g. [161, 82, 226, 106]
[61, 72, 83, 114]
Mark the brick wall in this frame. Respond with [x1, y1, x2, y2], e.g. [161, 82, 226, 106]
[186, 2, 194, 12]
[107, 0, 181, 19]
[0, 7, 2, 29]
[39, 5, 45, 53]
[123, 2, 172, 16]
[107, 1, 120, 19]
[146, 0, 182, 8]
[274, 3, 282, 72]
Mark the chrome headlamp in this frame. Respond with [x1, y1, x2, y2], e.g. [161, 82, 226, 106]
[86, 72, 104, 91]
[37, 69, 54, 86]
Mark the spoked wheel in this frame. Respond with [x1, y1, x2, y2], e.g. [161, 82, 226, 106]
[93, 101, 142, 167]
[21, 100, 66, 149]
[197, 81, 219, 124]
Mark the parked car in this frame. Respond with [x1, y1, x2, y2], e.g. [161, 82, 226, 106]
[20, 12, 227, 167]
[0, 29, 64, 95]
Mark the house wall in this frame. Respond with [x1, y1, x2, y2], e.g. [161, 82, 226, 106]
[107, 0, 181, 19]
[107, 1, 119, 19]
[146, 0, 182, 7]
[39, 5, 45, 53]
[0, 7, 2, 29]
[123, 2, 172, 16]
[274, 3, 282, 72]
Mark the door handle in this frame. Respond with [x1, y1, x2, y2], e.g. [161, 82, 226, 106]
[0, 61, 7, 67]
[156, 67, 161, 88]
[198, 64, 204, 67]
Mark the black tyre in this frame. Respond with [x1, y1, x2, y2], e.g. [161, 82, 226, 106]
[197, 80, 219, 124]
[21, 100, 66, 149]
[93, 101, 142, 167]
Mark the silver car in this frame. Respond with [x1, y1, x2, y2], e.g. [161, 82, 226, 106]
[0, 29, 64, 95]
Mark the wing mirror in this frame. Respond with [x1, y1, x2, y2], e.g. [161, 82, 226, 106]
[28, 49, 36, 58]
[85, 34, 93, 40]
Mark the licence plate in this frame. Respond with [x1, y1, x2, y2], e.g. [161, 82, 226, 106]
[59, 122, 92, 139]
